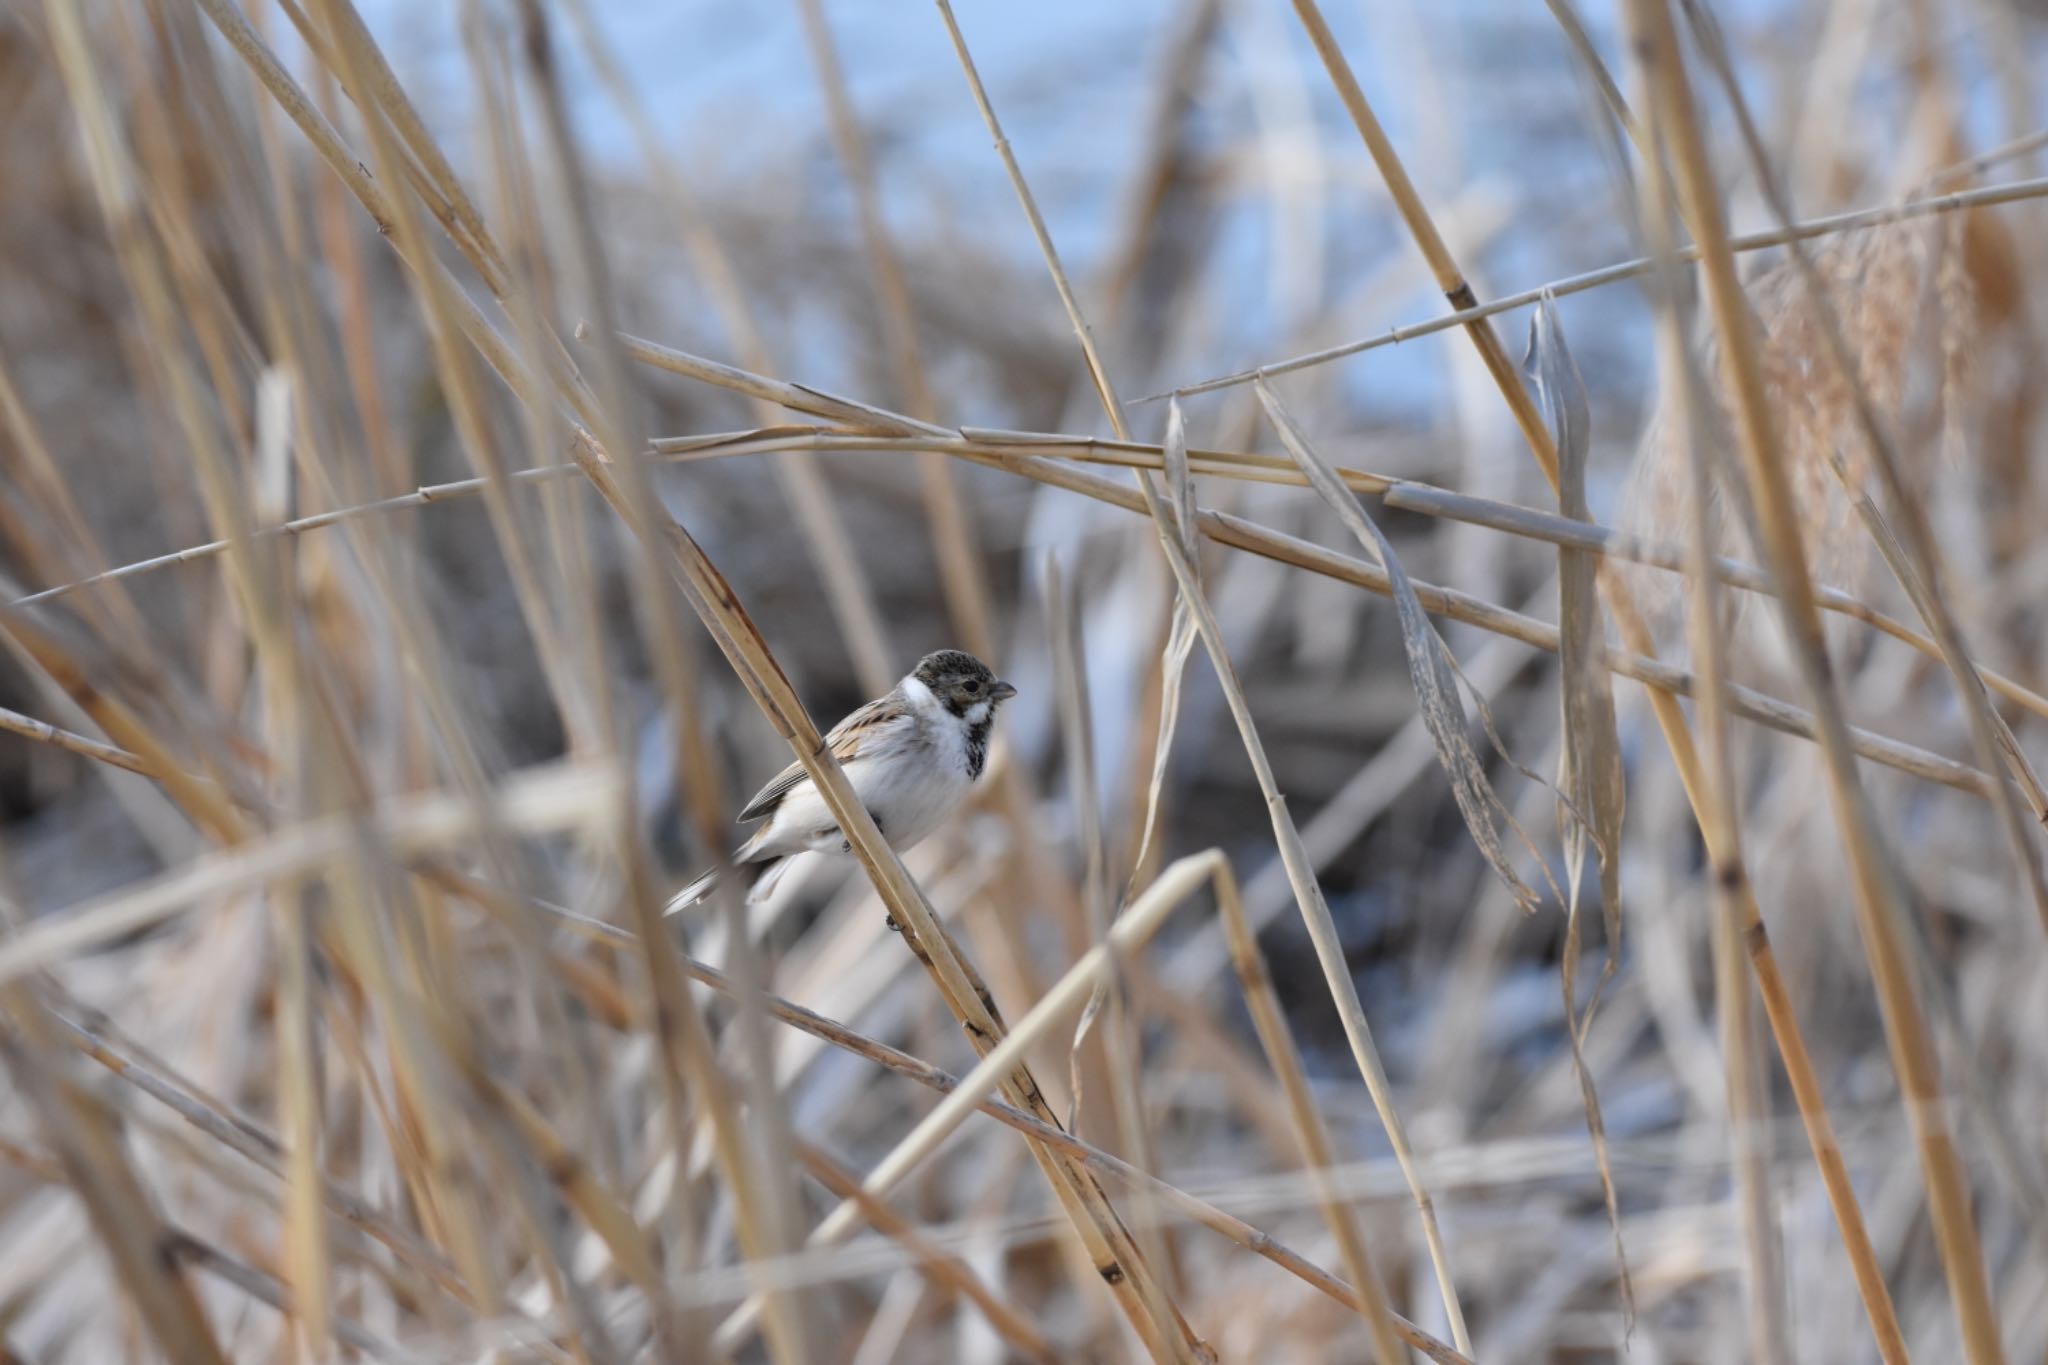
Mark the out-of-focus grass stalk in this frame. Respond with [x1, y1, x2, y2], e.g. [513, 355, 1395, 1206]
[1632, 37, 1798, 1364]
[1627, 1, 2006, 1359]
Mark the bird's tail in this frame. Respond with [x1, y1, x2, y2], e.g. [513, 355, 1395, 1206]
[661, 856, 799, 917]
[661, 867, 721, 917]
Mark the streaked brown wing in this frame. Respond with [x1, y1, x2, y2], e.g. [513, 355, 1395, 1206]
[733, 692, 900, 823]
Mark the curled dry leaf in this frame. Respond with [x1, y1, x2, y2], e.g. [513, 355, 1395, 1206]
[1256, 377, 1541, 914]
[1525, 293, 1633, 1328]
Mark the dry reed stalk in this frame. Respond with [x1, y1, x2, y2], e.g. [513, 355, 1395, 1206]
[1116, 400, 1203, 909]
[167, 1230, 422, 1365]
[1626, 3, 2006, 1360]
[786, 0, 1072, 1040]
[1632, 63, 1799, 1363]
[1535, 5, 1932, 1355]
[0, 706, 155, 777]
[1212, 856, 1407, 1363]
[0, 353, 159, 661]
[0, 758, 611, 986]
[49, 1001, 474, 1305]
[482, 880, 1476, 1365]
[34, 414, 2048, 733]
[1279, 11, 1938, 1358]
[223, 61, 628, 1283]
[599, 341, 2007, 799]
[529, 880, 1483, 1365]
[793, 1140, 1060, 1365]
[0, 986, 230, 1365]
[1152, 170, 2048, 401]
[559, 0, 896, 701]
[40, 55, 363, 1352]
[303, 0, 594, 754]
[1525, 298, 1636, 1325]
[1044, 552, 1183, 1301]
[1289, 0, 1557, 490]
[558, 413, 1196, 1355]
[557, 198, 1201, 1365]
[715, 848, 1217, 1361]
[1678, 0, 2048, 928]
[789, 0, 991, 650]
[506, 7, 823, 1355]
[933, 2, 1470, 1345]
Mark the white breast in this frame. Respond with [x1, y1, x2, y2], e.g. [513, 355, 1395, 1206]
[852, 676, 972, 848]
[758, 676, 973, 858]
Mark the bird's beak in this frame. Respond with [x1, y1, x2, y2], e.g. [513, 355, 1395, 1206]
[990, 680, 1018, 702]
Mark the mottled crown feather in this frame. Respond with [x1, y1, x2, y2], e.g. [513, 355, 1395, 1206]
[911, 650, 993, 687]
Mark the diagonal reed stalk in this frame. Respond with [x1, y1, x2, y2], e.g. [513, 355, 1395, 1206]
[935, 0, 1470, 1348]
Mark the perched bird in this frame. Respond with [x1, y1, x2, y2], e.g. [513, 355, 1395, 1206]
[665, 649, 1017, 912]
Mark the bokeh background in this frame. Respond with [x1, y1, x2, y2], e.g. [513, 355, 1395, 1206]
[1, 0, 2047, 1361]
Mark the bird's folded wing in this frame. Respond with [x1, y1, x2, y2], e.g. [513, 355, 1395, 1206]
[734, 693, 898, 822]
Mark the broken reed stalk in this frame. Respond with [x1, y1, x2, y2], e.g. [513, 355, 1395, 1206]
[933, 0, 1463, 1346]
[1044, 552, 1181, 1304]
[1625, 1, 2005, 1359]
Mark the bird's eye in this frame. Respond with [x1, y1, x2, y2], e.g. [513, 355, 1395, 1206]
[963, 679, 982, 694]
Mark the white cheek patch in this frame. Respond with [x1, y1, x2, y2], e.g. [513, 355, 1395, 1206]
[899, 676, 938, 711]
[963, 701, 991, 724]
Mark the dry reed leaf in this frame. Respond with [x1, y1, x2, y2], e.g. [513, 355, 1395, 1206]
[1121, 397, 1202, 901]
[1526, 293, 1634, 1327]
[1530, 296, 1624, 967]
[1257, 378, 1541, 913]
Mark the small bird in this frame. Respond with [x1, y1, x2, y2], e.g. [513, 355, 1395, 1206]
[665, 649, 1017, 913]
